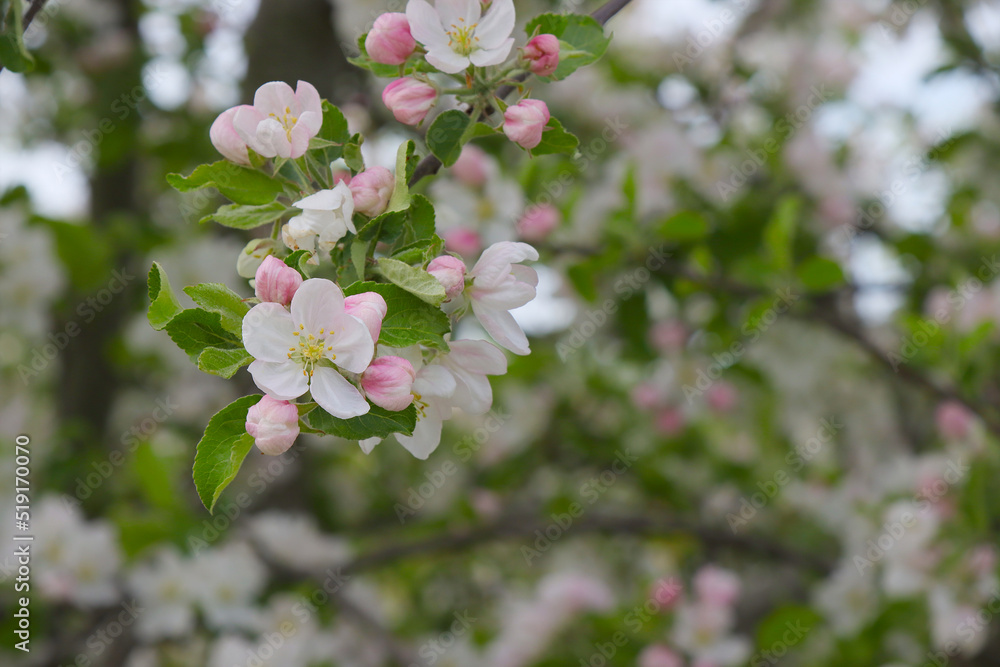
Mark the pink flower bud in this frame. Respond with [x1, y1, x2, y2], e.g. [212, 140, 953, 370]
[638, 645, 684, 667]
[254, 255, 302, 306]
[443, 227, 482, 257]
[693, 565, 741, 608]
[332, 168, 352, 186]
[210, 106, 252, 166]
[361, 356, 416, 411]
[517, 204, 561, 241]
[246, 395, 300, 455]
[503, 99, 550, 150]
[350, 166, 395, 217]
[427, 255, 467, 301]
[523, 34, 560, 77]
[382, 78, 437, 126]
[345, 292, 388, 344]
[451, 145, 491, 187]
[365, 13, 416, 65]
[706, 381, 738, 413]
[935, 400, 973, 440]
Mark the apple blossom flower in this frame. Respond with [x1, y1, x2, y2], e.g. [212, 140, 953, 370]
[233, 80, 322, 159]
[191, 543, 267, 630]
[655, 407, 685, 435]
[128, 548, 199, 641]
[451, 144, 492, 186]
[350, 166, 395, 217]
[406, 0, 515, 74]
[523, 33, 560, 76]
[503, 99, 550, 150]
[382, 77, 438, 126]
[282, 181, 357, 255]
[517, 204, 560, 241]
[361, 356, 417, 411]
[210, 106, 252, 165]
[245, 395, 301, 455]
[254, 255, 302, 306]
[365, 12, 417, 65]
[243, 279, 374, 419]
[443, 226, 482, 256]
[434, 339, 507, 415]
[344, 292, 388, 343]
[427, 254, 467, 301]
[395, 363, 457, 459]
[650, 577, 683, 608]
[467, 241, 539, 355]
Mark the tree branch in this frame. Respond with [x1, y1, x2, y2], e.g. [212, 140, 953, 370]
[407, 0, 635, 188]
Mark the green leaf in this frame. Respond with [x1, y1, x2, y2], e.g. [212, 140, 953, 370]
[284, 249, 311, 279]
[192, 395, 261, 512]
[374, 258, 446, 305]
[659, 211, 710, 241]
[358, 209, 407, 244]
[391, 234, 445, 265]
[307, 403, 417, 440]
[467, 122, 499, 139]
[764, 196, 799, 272]
[343, 134, 365, 173]
[426, 110, 473, 167]
[200, 201, 289, 230]
[197, 347, 253, 379]
[398, 194, 437, 248]
[525, 14, 611, 81]
[796, 257, 844, 292]
[165, 309, 241, 360]
[0, 0, 34, 73]
[387, 140, 415, 213]
[147, 262, 183, 331]
[351, 237, 369, 283]
[344, 281, 451, 349]
[531, 116, 579, 156]
[183, 283, 250, 337]
[167, 161, 285, 206]
[317, 100, 350, 166]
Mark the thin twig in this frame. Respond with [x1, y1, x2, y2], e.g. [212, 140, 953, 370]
[407, 0, 635, 188]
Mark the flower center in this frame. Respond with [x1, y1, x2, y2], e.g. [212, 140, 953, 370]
[412, 392, 429, 419]
[268, 105, 299, 141]
[289, 324, 336, 377]
[446, 18, 480, 56]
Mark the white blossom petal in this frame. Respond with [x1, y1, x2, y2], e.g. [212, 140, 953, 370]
[248, 360, 309, 400]
[327, 313, 375, 373]
[472, 301, 530, 355]
[243, 303, 296, 362]
[310, 367, 370, 418]
[291, 279, 344, 334]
